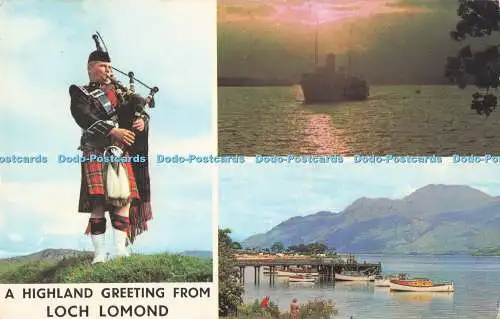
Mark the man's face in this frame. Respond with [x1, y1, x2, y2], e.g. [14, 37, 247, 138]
[89, 61, 113, 84]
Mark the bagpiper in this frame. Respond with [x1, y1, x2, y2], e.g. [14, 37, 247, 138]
[69, 40, 153, 263]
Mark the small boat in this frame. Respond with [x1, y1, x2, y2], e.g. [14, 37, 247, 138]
[289, 274, 316, 283]
[262, 266, 277, 275]
[335, 271, 375, 281]
[277, 270, 319, 277]
[389, 278, 454, 292]
[374, 273, 407, 287]
[374, 275, 391, 287]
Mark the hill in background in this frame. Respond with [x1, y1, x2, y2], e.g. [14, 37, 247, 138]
[242, 184, 500, 255]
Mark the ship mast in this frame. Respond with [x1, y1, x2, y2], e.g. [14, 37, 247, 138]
[315, 24, 319, 66]
[219, 0, 224, 61]
[314, 25, 318, 66]
[219, 0, 223, 23]
[348, 24, 352, 75]
[308, 0, 319, 66]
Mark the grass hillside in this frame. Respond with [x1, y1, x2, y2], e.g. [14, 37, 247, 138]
[0, 253, 212, 283]
[472, 247, 500, 256]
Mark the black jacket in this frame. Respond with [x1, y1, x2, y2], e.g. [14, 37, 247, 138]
[69, 83, 149, 152]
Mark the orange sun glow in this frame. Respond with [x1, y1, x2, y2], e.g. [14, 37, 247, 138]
[219, 0, 427, 25]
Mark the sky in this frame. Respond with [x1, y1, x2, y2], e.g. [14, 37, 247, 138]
[0, 0, 216, 258]
[219, 159, 500, 241]
[217, 0, 489, 84]
[219, 0, 428, 25]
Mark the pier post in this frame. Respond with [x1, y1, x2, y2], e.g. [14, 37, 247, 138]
[269, 266, 272, 286]
[234, 255, 382, 285]
[254, 266, 258, 285]
[272, 266, 275, 285]
[257, 266, 261, 285]
[239, 266, 245, 283]
[268, 266, 275, 286]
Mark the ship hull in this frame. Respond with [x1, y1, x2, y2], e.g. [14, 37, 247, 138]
[389, 281, 454, 292]
[300, 74, 369, 103]
[335, 273, 375, 281]
[277, 270, 319, 277]
[289, 275, 316, 283]
[374, 279, 391, 287]
[289, 278, 315, 283]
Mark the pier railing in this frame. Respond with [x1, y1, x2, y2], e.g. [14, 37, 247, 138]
[233, 257, 344, 267]
[233, 254, 382, 285]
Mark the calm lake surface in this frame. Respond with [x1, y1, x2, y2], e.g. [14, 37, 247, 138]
[241, 254, 500, 319]
[218, 86, 500, 156]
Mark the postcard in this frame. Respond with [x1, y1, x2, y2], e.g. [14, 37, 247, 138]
[0, 0, 216, 318]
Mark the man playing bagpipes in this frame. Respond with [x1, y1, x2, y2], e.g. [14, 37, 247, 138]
[69, 36, 154, 264]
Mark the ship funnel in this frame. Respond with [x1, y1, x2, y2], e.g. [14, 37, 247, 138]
[326, 53, 336, 73]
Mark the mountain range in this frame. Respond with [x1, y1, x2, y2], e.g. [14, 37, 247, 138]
[242, 184, 500, 254]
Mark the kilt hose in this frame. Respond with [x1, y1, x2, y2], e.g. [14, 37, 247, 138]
[78, 150, 142, 244]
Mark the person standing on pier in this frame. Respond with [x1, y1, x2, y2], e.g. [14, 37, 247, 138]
[260, 296, 270, 308]
[290, 298, 299, 319]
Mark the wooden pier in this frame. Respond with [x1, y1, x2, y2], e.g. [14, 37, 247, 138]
[234, 254, 382, 286]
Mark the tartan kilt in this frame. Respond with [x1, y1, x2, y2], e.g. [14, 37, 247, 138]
[78, 151, 140, 213]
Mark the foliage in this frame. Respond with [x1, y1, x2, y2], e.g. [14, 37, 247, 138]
[472, 246, 500, 256]
[445, 0, 500, 116]
[223, 298, 337, 319]
[219, 228, 245, 317]
[232, 241, 242, 249]
[233, 299, 280, 318]
[0, 260, 58, 283]
[241, 242, 335, 255]
[270, 241, 285, 253]
[287, 242, 331, 254]
[281, 299, 338, 319]
[0, 262, 21, 277]
[0, 253, 212, 283]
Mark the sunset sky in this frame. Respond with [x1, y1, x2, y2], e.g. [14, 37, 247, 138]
[219, 0, 427, 25]
[218, 0, 480, 84]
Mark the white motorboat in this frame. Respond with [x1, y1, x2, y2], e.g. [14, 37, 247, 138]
[289, 274, 316, 283]
[389, 278, 454, 292]
[277, 270, 319, 277]
[335, 271, 375, 281]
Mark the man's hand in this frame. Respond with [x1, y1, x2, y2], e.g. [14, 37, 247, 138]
[109, 128, 135, 146]
[132, 118, 145, 132]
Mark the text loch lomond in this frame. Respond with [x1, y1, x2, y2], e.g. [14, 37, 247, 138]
[47, 304, 168, 318]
